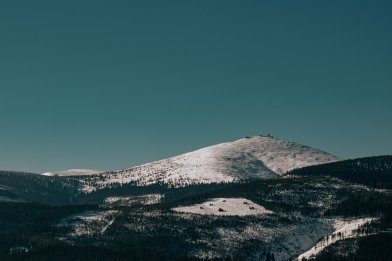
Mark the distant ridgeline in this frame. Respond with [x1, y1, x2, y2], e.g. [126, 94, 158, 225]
[289, 156, 392, 189]
[0, 171, 81, 204]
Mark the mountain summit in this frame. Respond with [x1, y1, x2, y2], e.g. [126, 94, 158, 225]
[82, 136, 341, 190]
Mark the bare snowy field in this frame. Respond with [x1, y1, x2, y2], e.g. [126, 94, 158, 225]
[172, 198, 273, 216]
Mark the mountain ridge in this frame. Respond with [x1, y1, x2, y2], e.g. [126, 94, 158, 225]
[42, 169, 104, 177]
[80, 135, 341, 191]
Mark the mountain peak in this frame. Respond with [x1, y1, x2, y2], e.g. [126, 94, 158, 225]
[81, 136, 341, 191]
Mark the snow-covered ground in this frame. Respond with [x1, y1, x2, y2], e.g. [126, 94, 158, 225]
[297, 218, 376, 260]
[102, 194, 164, 207]
[42, 169, 103, 177]
[165, 217, 339, 260]
[200, 217, 376, 261]
[57, 210, 118, 237]
[172, 198, 273, 216]
[81, 136, 340, 191]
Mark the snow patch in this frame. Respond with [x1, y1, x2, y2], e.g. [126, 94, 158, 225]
[102, 194, 164, 207]
[172, 198, 273, 216]
[57, 210, 118, 237]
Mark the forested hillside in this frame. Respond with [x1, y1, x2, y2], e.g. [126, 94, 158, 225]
[290, 156, 392, 188]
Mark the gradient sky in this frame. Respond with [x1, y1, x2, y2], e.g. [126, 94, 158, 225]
[0, 1, 391, 173]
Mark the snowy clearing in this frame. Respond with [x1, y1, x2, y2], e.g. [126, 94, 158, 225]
[172, 198, 273, 216]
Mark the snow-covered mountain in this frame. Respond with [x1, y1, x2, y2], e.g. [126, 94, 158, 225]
[1, 143, 391, 260]
[82, 136, 341, 191]
[42, 169, 103, 177]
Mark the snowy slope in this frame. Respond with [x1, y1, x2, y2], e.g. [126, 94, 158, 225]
[42, 169, 103, 177]
[297, 218, 376, 260]
[81, 136, 340, 191]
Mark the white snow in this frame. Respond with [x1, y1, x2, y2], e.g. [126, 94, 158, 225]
[297, 218, 376, 260]
[179, 218, 338, 260]
[57, 210, 118, 237]
[42, 169, 103, 177]
[102, 194, 164, 207]
[81, 136, 340, 191]
[172, 198, 273, 216]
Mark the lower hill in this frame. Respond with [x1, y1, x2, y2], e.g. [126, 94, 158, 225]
[289, 155, 392, 188]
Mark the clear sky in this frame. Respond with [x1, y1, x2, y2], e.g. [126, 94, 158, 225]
[0, 1, 391, 173]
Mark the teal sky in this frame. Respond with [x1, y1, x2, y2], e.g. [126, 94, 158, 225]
[0, 1, 391, 173]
